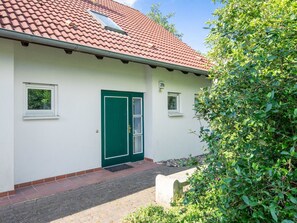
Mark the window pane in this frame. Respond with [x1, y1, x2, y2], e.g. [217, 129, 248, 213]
[133, 117, 142, 134]
[89, 10, 125, 34]
[28, 89, 52, 110]
[133, 98, 141, 115]
[133, 136, 142, 154]
[168, 96, 177, 110]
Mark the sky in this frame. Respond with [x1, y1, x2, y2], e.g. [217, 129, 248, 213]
[114, 0, 220, 54]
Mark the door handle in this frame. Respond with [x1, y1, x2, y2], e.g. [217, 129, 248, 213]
[128, 124, 131, 134]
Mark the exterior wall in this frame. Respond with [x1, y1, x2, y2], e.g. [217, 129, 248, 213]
[9, 39, 210, 185]
[143, 66, 154, 159]
[0, 39, 15, 193]
[14, 43, 147, 184]
[147, 68, 210, 161]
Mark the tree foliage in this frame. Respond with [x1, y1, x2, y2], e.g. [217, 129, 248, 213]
[127, 0, 296, 222]
[186, 0, 297, 222]
[147, 4, 183, 39]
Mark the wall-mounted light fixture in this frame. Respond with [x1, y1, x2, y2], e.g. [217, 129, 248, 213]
[159, 81, 165, 92]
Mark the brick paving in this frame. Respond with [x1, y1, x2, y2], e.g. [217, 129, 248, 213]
[0, 164, 187, 223]
[51, 187, 156, 223]
[0, 161, 158, 207]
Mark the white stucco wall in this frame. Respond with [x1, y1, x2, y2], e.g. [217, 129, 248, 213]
[8, 39, 210, 185]
[0, 39, 14, 192]
[148, 68, 210, 161]
[14, 43, 147, 184]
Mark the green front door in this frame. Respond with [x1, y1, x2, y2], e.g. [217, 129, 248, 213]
[101, 90, 144, 167]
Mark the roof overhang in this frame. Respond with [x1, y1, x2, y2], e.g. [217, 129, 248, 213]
[0, 28, 208, 76]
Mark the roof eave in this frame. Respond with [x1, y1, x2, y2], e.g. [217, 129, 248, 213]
[0, 28, 208, 76]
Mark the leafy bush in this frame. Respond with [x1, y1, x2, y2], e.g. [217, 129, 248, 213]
[123, 205, 178, 223]
[185, 0, 297, 222]
[126, 0, 296, 222]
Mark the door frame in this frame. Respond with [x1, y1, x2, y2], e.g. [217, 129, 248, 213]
[101, 90, 144, 167]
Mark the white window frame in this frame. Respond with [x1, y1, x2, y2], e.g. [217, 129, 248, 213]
[23, 83, 59, 120]
[168, 92, 183, 116]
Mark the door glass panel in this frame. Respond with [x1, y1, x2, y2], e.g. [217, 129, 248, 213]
[132, 97, 143, 155]
[133, 117, 142, 134]
[133, 98, 141, 115]
[133, 136, 142, 154]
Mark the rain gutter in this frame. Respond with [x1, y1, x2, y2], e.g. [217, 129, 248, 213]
[0, 28, 208, 76]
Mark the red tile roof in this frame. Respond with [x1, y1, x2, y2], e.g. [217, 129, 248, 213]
[0, 0, 210, 73]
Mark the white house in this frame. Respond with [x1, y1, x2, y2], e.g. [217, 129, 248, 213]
[0, 0, 210, 196]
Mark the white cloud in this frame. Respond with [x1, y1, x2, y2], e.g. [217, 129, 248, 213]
[113, 0, 138, 6]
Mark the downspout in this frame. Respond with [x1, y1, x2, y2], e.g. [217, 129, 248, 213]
[0, 28, 208, 76]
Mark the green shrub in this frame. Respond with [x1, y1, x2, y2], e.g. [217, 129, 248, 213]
[185, 0, 297, 222]
[123, 205, 178, 223]
[126, 0, 296, 222]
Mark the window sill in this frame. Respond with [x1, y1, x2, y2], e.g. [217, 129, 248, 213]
[168, 112, 184, 117]
[23, 116, 60, 120]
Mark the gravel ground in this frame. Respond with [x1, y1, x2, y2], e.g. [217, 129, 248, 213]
[157, 154, 206, 167]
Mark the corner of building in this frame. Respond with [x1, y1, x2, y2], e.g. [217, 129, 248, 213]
[0, 39, 15, 194]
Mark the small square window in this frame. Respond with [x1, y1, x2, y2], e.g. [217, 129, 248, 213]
[168, 92, 182, 116]
[24, 83, 58, 119]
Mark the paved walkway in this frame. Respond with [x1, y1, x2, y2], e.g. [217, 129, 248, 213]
[0, 161, 158, 207]
[0, 165, 187, 223]
[52, 188, 155, 223]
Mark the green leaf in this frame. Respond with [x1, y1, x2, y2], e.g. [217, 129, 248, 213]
[223, 177, 232, 184]
[235, 166, 241, 175]
[290, 14, 296, 20]
[281, 220, 294, 223]
[252, 163, 258, 170]
[259, 140, 267, 146]
[281, 151, 290, 155]
[252, 210, 265, 219]
[266, 103, 273, 112]
[278, 193, 284, 200]
[288, 195, 297, 204]
[268, 168, 273, 177]
[267, 91, 275, 99]
[239, 204, 248, 210]
[242, 195, 250, 205]
[270, 205, 278, 222]
[268, 55, 278, 61]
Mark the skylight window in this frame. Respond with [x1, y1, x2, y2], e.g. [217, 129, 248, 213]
[88, 10, 127, 35]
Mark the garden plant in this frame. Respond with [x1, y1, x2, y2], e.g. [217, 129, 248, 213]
[125, 0, 297, 222]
